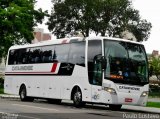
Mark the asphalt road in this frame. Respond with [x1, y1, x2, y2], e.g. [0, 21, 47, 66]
[0, 98, 159, 119]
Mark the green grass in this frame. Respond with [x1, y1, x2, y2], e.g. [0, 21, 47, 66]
[0, 84, 4, 94]
[147, 102, 160, 108]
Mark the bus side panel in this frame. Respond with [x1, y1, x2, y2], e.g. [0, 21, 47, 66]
[4, 65, 91, 101]
[4, 76, 14, 94]
[5, 75, 28, 95]
[67, 65, 91, 102]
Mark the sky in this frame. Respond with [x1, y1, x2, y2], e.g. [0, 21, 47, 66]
[35, 0, 160, 54]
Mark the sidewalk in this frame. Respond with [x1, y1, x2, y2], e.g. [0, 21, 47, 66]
[122, 105, 160, 114]
[0, 94, 20, 99]
[0, 94, 160, 114]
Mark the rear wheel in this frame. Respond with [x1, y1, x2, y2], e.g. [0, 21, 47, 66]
[19, 86, 27, 101]
[109, 104, 122, 111]
[19, 85, 34, 102]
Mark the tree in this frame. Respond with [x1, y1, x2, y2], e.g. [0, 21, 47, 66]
[47, 0, 152, 40]
[0, 0, 47, 61]
[149, 57, 160, 80]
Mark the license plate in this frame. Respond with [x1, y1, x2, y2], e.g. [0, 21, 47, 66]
[125, 98, 132, 102]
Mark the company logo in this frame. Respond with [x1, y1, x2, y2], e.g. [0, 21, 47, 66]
[119, 86, 140, 91]
[92, 93, 100, 100]
[61, 64, 72, 70]
[12, 66, 33, 71]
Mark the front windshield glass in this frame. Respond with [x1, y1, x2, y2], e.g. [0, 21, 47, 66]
[104, 40, 148, 85]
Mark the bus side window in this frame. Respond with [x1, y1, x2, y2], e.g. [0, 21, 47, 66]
[23, 50, 30, 64]
[55, 44, 70, 63]
[88, 40, 102, 85]
[8, 50, 15, 65]
[41, 45, 54, 63]
[14, 50, 19, 64]
[44, 50, 52, 63]
[69, 42, 85, 66]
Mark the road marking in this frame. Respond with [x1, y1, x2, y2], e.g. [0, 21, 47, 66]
[12, 104, 59, 112]
[18, 115, 40, 119]
[0, 111, 40, 119]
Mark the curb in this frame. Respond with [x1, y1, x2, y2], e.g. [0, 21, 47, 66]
[122, 105, 160, 114]
[0, 94, 20, 99]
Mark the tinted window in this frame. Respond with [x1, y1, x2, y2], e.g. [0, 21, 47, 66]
[69, 42, 85, 66]
[8, 49, 26, 65]
[41, 45, 55, 63]
[104, 40, 148, 85]
[27, 47, 42, 63]
[54, 44, 70, 63]
[88, 40, 102, 85]
[8, 49, 17, 65]
[18, 49, 27, 64]
[88, 40, 102, 62]
[8, 43, 84, 65]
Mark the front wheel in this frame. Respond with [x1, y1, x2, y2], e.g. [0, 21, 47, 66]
[109, 104, 122, 111]
[73, 90, 85, 107]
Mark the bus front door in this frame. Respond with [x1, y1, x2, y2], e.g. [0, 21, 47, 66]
[88, 40, 102, 103]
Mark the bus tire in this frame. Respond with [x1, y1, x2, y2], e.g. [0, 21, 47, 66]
[19, 85, 28, 101]
[73, 89, 85, 107]
[109, 104, 122, 111]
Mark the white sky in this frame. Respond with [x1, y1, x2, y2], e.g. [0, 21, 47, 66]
[133, 0, 160, 54]
[36, 0, 160, 54]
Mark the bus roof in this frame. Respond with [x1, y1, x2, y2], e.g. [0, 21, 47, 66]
[9, 36, 142, 50]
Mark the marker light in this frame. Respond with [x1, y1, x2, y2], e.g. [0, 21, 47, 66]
[103, 87, 117, 95]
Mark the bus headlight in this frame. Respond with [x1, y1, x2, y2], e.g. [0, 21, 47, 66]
[103, 87, 117, 95]
[140, 91, 149, 97]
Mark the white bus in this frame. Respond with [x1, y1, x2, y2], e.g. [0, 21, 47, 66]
[4, 37, 149, 110]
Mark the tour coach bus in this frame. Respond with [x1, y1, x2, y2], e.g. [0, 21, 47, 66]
[4, 36, 149, 110]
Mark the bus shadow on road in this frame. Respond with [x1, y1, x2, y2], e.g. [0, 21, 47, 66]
[60, 101, 160, 114]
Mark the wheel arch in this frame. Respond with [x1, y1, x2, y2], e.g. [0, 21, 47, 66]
[71, 85, 82, 100]
[19, 83, 26, 95]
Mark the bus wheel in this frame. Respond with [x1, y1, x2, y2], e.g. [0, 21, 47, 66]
[19, 85, 29, 101]
[73, 89, 84, 107]
[109, 104, 122, 111]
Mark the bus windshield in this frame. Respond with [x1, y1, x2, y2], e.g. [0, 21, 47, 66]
[104, 40, 148, 85]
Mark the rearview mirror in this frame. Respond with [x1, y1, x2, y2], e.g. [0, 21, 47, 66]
[94, 54, 107, 70]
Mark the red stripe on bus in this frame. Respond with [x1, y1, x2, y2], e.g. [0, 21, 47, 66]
[62, 40, 67, 44]
[51, 63, 58, 72]
[5, 72, 54, 74]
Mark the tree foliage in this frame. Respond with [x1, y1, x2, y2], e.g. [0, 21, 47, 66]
[47, 0, 152, 40]
[149, 57, 160, 80]
[0, 0, 47, 61]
